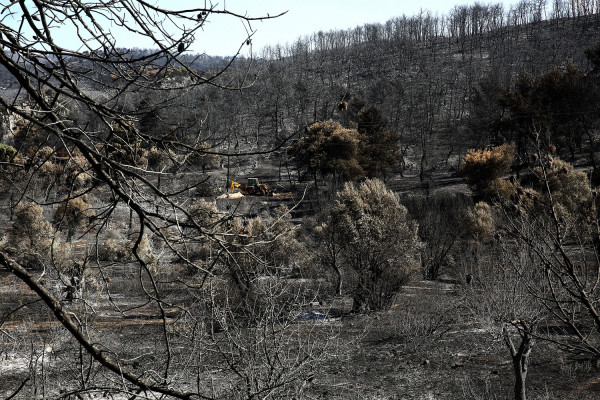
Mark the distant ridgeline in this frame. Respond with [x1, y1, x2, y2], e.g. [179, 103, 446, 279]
[1, 4, 599, 89]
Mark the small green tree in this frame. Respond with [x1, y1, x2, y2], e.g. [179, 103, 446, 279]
[326, 179, 421, 312]
[0, 143, 17, 162]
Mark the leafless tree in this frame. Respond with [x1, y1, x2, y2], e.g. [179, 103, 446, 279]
[460, 233, 544, 400]
[503, 320, 536, 400]
[498, 154, 600, 357]
[462, 143, 600, 399]
[0, 2, 335, 399]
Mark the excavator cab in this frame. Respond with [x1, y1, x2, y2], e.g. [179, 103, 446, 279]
[244, 178, 260, 195]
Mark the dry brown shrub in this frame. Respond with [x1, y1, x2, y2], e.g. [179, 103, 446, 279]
[494, 178, 519, 201]
[51, 241, 77, 272]
[10, 202, 52, 252]
[246, 205, 307, 274]
[37, 161, 61, 177]
[54, 195, 95, 241]
[97, 230, 131, 261]
[288, 119, 366, 182]
[97, 230, 157, 273]
[534, 158, 591, 217]
[184, 141, 221, 171]
[7, 202, 53, 269]
[146, 146, 166, 171]
[37, 145, 54, 161]
[469, 202, 494, 242]
[460, 143, 515, 200]
[135, 236, 157, 268]
[188, 199, 220, 224]
[64, 161, 93, 189]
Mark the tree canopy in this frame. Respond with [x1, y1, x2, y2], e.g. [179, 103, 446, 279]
[289, 106, 400, 184]
[326, 179, 421, 311]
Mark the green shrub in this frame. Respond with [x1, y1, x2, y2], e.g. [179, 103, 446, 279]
[0, 143, 17, 162]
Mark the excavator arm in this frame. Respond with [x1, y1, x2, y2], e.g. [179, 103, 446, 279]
[230, 181, 242, 193]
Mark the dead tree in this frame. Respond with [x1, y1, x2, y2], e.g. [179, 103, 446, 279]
[503, 320, 535, 400]
[0, 2, 328, 399]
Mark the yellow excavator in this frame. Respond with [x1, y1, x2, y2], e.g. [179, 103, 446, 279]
[230, 178, 272, 196]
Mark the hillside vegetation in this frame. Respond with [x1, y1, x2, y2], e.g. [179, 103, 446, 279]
[2, 2, 600, 399]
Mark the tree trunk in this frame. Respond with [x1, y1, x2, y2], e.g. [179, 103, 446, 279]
[419, 147, 427, 182]
[585, 127, 598, 183]
[503, 322, 535, 400]
[333, 264, 343, 296]
[513, 356, 528, 400]
[67, 226, 74, 243]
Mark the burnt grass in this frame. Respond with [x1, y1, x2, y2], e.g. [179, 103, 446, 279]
[4, 10, 600, 399]
[1, 152, 600, 398]
[3, 258, 600, 399]
[0, 159, 600, 398]
[296, 279, 600, 400]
